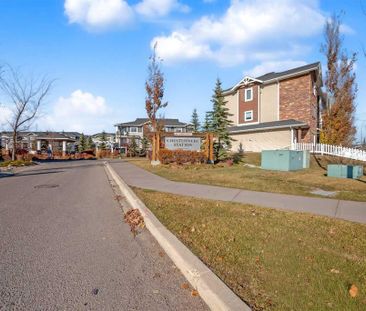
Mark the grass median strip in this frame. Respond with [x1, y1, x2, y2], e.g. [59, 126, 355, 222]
[128, 155, 366, 202]
[133, 187, 366, 311]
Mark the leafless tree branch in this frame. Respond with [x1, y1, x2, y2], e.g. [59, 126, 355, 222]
[0, 64, 54, 160]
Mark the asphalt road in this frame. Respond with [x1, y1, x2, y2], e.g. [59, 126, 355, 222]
[0, 161, 208, 310]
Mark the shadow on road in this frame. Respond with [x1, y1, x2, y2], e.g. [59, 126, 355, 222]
[0, 170, 64, 178]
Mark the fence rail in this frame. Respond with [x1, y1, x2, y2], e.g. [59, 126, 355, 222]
[291, 142, 366, 162]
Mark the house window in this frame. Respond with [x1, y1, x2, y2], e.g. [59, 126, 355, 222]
[129, 127, 137, 133]
[244, 88, 253, 101]
[244, 110, 253, 121]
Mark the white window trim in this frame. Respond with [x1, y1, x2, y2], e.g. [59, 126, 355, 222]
[244, 110, 253, 121]
[244, 87, 253, 102]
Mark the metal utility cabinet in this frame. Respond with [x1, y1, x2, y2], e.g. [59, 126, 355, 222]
[261, 150, 304, 171]
[327, 164, 364, 179]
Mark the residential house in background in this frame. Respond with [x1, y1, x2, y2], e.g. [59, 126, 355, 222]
[115, 118, 192, 151]
[0, 132, 76, 154]
[61, 132, 82, 141]
[223, 62, 323, 152]
[91, 132, 116, 150]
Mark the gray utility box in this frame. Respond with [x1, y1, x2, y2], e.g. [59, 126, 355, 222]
[327, 164, 364, 179]
[261, 150, 304, 171]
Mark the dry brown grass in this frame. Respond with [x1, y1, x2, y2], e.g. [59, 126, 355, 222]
[134, 188, 366, 311]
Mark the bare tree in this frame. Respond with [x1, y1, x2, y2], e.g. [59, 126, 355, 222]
[145, 43, 167, 132]
[0, 65, 54, 160]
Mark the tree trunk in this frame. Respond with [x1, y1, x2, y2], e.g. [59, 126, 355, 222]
[12, 131, 16, 161]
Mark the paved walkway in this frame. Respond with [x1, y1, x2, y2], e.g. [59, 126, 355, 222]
[110, 161, 366, 224]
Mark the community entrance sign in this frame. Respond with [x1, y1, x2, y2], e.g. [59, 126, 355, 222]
[150, 132, 214, 163]
[165, 137, 201, 151]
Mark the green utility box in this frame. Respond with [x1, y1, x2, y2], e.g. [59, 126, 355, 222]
[261, 150, 304, 171]
[327, 164, 364, 179]
[303, 150, 310, 169]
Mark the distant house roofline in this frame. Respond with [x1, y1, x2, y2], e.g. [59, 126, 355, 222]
[115, 118, 188, 127]
[223, 62, 322, 95]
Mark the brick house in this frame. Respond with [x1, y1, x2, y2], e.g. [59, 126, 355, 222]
[223, 62, 323, 152]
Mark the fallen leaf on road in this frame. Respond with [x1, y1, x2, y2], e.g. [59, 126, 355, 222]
[191, 290, 199, 297]
[349, 285, 358, 298]
[124, 209, 145, 236]
[114, 195, 123, 201]
[181, 283, 189, 289]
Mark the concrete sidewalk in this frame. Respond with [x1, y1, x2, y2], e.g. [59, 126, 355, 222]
[110, 161, 366, 224]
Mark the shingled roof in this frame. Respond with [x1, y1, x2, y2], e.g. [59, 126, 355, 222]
[223, 62, 321, 94]
[256, 62, 320, 82]
[0, 131, 76, 141]
[229, 119, 308, 134]
[115, 118, 188, 127]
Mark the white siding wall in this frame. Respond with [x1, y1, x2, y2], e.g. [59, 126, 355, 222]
[230, 129, 291, 152]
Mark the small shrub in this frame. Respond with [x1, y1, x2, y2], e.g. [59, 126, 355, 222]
[158, 149, 206, 165]
[232, 152, 243, 164]
[231, 143, 244, 164]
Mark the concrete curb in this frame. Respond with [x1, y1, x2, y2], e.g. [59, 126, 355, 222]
[105, 162, 250, 311]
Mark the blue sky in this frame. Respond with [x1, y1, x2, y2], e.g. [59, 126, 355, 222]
[0, 0, 365, 140]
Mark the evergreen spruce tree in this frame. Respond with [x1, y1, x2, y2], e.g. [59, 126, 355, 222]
[140, 136, 149, 156]
[129, 136, 139, 157]
[191, 108, 201, 132]
[210, 78, 233, 161]
[86, 136, 94, 149]
[78, 133, 86, 152]
[100, 131, 107, 150]
[203, 111, 212, 132]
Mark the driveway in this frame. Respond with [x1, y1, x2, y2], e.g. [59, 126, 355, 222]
[0, 161, 207, 310]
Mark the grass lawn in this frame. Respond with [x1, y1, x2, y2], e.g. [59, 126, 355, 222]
[0, 160, 33, 167]
[134, 188, 366, 311]
[128, 154, 366, 202]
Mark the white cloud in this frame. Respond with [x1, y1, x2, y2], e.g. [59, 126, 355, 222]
[135, 0, 189, 18]
[41, 90, 112, 133]
[64, 0, 189, 29]
[152, 0, 325, 66]
[64, 0, 134, 30]
[248, 60, 307, 77]
[340, 24, 355, 35]
[0, 106, 12, 129]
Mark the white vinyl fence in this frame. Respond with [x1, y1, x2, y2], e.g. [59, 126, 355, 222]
[291, 142, 366, 162]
